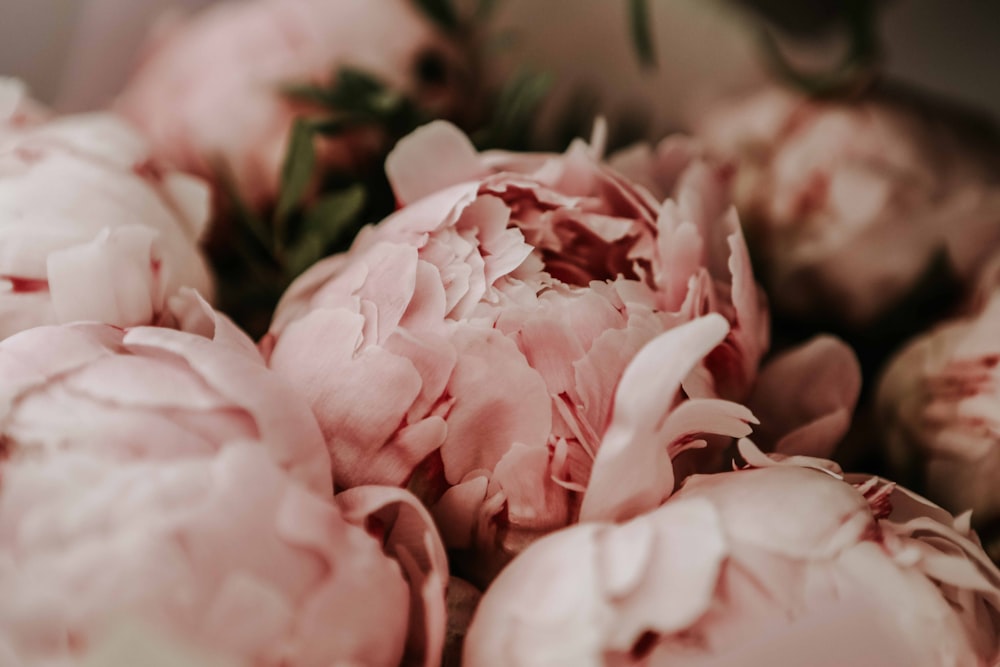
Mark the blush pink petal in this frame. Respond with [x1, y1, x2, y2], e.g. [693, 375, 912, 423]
[466, 456, 1000, 666]
[431, 476, 490, 551]
[750, 335, 862, 458]
[0, 303, 331, 494]
[0, 93, 213, 338]
[336, 485, 449, 667]
[489, 443, 570, 537]
[269, 307, 422, 487]
[386, 121, 489, 206]
[463, 499, 726, 667]
[165, 288, 261, 362]
[581, 314, 755, 522]
[439, 327, 551, 485]
[46, 226, 163, 328]
[0, 444, 411, 666]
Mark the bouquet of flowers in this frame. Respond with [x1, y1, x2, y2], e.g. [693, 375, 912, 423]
[2, 1, 1000, 665]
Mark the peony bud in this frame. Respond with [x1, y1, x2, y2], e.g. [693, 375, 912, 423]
[465, 448, 1000, 666]
[0, 290, 331, 495]
[878, 291, 1000, 535]
[0, 85, 213, 337]
[0, 443, 446, 666]
[696, 86, 1000, 331]
[115, 0, 471, 207]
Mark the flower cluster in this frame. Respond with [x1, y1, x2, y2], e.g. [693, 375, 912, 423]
[3, 1, 1000, 663]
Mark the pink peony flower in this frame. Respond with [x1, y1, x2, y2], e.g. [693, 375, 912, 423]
[878, 290, 1000, 535]
[465, 443, 1000, 666]
[0, 290, 331, 495]
[0, 443, 447, 667]
[0, 87, 213, 337]
[114, 0, 470, 206]
[264, 121, 860, 579]
[695, 86, 1000, 329]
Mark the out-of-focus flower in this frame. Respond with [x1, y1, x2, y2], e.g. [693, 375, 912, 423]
[0, 443, 447, 667]
[0, 290, 331, 495]
[464, 443, 1000, 666]
[80, 620, 240, 667]
[695, 85, 1000, 330]
[264, 121, 860, 580]
[0, 78, 49, 132]
[0, 86, 213, 337]
[115, 0, 471, 207]
[878, 291, 1000, 533]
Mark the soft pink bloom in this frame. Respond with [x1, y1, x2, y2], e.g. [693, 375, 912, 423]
[0, 443, 447, 667]
[696, 86, 1000, 329]
[0, 290, 331, 495]
[465, 443, 1000, 666]
[0, 87, 213, 337]
[115, 0, 469, 206]
[265, 121, 859, 579]
[878, 291, 1000, 532]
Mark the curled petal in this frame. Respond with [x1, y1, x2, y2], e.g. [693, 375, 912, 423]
[387, 121, 488, 206]
[581, 314, 738, 522]
[750, 335, 861, 458]
[47, 226, 164, 328]
[337, 485, 449, 667]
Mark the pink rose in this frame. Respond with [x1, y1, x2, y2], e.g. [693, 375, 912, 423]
[465, 443, 1000, 666]
[0, 443, 447, 667]
[878, 291, 1000, 538]
[0, 91, 213, 337]
[265, 122, 859, 579]
[115, 0, 470, 206]
[696, 86, 1000, 330]
[0, 290, 331, 495]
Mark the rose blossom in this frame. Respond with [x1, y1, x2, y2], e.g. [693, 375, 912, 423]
[0, 290, 331, 494]
[0, 443, 448, 667]
[264, 121, 860, 579]
[465, 442, 1000, 666]
[0, 85, 213, 338]
[115, 0, 470, 207]
[695, 85, 1000, 330]
[878, 289, 1000, 536]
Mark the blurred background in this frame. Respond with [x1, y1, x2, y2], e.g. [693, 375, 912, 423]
[2, 0, 999, 134]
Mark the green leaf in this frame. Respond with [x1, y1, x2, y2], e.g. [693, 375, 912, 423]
[214, 162, 275, 258]
[414, 0, 459, 31]
[628, 0, 657, 69]
[281, 83, 335, 107]
[285, 185, 367, 277]
[474, 68, 552, 150]
[756, 0, 882, 97]
[476, 0, 501, 21]
[273, 119, 317, 246]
